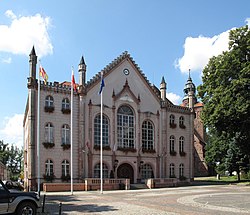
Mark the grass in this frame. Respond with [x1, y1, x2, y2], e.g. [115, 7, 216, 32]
[194, 176, 250, 185]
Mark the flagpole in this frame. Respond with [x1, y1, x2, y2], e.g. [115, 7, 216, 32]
[37, 63, 41, 195]
[100, 80, 103, 194]
[71, 68, 74, 195]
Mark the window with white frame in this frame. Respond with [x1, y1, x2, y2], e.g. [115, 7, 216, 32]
[45, 159, 53, 176]
[169, 114, 175, 124]
[62, 98, 70, 109]
[93, 163, 109, 178]
[117, 105, 134, 148]
[179, 163, 184, 177]
[142, 120, 154, 150]
[179, 116, 184, 125]
[179, 136, 184, 152]
[45, 95, 54, 107]
[141, 164, 154, 179]
[94, 114, 109, 146]
[62, 124, 70, 145]
[170, 135, 175, 153]
[45, 123, 54, 143]
[62, 160, 69, 176]
[169, 163, 175, 178]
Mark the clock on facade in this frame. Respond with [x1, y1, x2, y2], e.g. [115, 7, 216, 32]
[123, 68, 130, 75]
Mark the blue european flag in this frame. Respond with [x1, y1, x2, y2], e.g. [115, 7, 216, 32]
[98, 76, 105, 94]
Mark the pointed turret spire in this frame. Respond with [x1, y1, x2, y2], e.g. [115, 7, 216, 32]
[161, 76, 166, 84]
[78, 55, 86, 86]
[183, 69, 197, 108]
[30, 46, 36, 56]
[29, 46, 37, 80]
[160, 76, 167, 101]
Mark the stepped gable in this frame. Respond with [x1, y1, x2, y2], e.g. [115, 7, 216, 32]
[86, 51, 170, 102]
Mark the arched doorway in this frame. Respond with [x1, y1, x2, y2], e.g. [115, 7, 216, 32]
[117, 163, 134, 183]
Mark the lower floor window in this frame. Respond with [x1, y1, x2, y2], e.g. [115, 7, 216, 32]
[141, 164, 154, 179]
[94, 163, 109, 178]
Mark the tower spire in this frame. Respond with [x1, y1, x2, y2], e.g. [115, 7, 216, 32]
[78, 55, 86, 87]
[160, 76, 167, 101]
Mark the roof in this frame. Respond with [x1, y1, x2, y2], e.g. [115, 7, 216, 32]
[86, 51, 171, 103]
[194, 102, 203, 107]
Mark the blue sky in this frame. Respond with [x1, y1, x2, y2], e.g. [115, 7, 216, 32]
[0, 0, 249, 147]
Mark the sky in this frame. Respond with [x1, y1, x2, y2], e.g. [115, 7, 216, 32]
[0, 0, 249, 148]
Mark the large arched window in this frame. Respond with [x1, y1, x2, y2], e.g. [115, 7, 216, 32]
[62, 124, 70, 145]
[45, 123, 54, 143]
[45, 159, 53, 176]
[142, 120, 154, 150]
[94, 163, 109, 178]
[94, 114, 109, 146]
[117, 105, 134, 148]
[169, 135, 175, 154]
[62, 160, 70, 177]
[169, 163, 175, 178]
[141, 164, 154, 179]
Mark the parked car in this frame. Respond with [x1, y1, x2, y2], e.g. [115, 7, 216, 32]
[2, 180, 24, 191]
[0, 179, 41, 215]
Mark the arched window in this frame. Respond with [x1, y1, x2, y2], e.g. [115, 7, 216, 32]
[179, 116, 185, 128]
[179, 136, 184, 153]
[169, 114, 175, 124]
[62, 124, 70, 145]
[117, 105, 134, 148]
[169, 135, 175, 154]
[45, 159, 53, 176]
[179, 116, 184, 125]
[45, 95, 54, 107]
[62, 98, 70, 110]
[169, 163, 175, 178]
[94, 163, 109, 178]
[94, 114, 109, 146]
[141, 164, 154, 179]
[62, 160, 70, 176]
[179, 163, 184, 177]
[142, 120, 154, 150]
[45, 123, 54, 143]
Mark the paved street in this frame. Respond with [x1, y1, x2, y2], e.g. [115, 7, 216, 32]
[40, 184, 250, 215]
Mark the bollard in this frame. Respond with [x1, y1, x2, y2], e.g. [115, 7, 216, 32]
[59, 202, 62, 215]
[42, 194, 46, 213]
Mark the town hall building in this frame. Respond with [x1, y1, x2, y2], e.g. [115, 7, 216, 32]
[23, 47, 207, 191]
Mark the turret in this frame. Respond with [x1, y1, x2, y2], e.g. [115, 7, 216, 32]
[183, 70, 197, 108]
[160, 76, 167, 101]
[29, 46, 37, 80]
[78, 56, 86, 86]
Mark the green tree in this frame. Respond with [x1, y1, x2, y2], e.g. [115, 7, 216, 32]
[0, 140, 23, 180]
[0, 140, 10, 165]
[198, 25, 250, 180]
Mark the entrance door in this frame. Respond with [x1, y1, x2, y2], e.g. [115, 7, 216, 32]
[117, 163, 134, 183]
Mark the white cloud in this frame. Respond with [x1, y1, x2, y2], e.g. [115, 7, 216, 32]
[175, 30, 230, 73]
[0, 10, 53, 58]
[166, 92, 181, 105]
[1, 57, 12, 64]
[0, 114, 24, 148]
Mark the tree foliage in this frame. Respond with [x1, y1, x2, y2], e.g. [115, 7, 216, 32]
[0, 140, 23, 180]
[198, 25, 250, 180]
